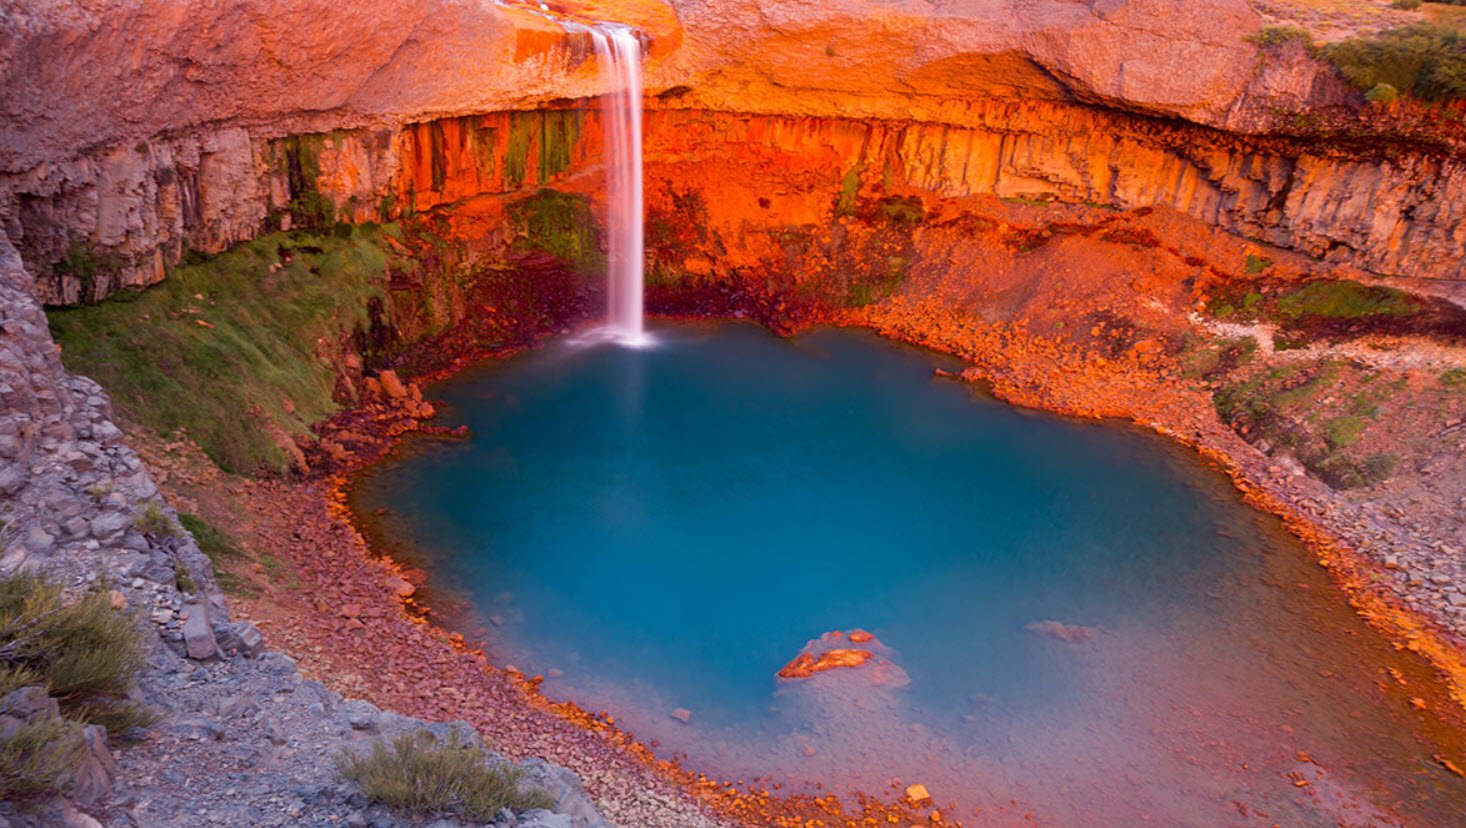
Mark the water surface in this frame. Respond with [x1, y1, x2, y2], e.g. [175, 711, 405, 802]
[353, 321, 1466, 827]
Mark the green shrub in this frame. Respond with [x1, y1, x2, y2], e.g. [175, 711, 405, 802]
[1244, 254, 1273, 275]
[1365, 82, 1402, 104]
[0, 716, 86, 802]
[0, 574, 154, 729]
[0, 573, 154, 735]
[1250, 26, 1316, 52]
[338, 731, 552, 821]
[1323, 24, 1466, 102]
[132, 501, 179, 538]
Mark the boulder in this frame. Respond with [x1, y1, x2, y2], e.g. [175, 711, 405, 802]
[180, 598, 219, 660]
[64, 724, 117, 807]
[377, 371, 408, 400]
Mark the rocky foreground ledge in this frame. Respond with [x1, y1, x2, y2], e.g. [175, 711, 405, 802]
[0, 229, 622, 827]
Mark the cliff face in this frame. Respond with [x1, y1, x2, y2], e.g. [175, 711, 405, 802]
[7, 99, 1464, 305]
[0, 0, 1461, 305]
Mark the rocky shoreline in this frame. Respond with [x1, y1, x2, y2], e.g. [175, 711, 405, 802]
[845, 297, 1466, 715]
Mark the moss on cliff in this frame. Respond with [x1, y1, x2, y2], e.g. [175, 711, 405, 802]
[48, 224, 407, 475]
[270, 134, 337, 229]
[502, 110, 584, 190]
[508, 189, 602, 272]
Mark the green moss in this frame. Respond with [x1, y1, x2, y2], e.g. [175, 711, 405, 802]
[879, 195, 925, 226]
[429, 121, 448, 193]
[502, 110, 583, 189]
[1323, 414, 1369, 449]
[1244, 254, 1272, 275]
[537, 110, 583, 185]
[508, 189, 602, 272]
[273, 134, 336, 228]
[835, 165, 861, 218]
[1274, 280, 1421, 320]
[1000, 195, 1055, 207]
[1441, 367, 1466, 388]
[469, 121, 499, 180]
[1273, 361, 1343, 408]
[47, 224, 403, 475]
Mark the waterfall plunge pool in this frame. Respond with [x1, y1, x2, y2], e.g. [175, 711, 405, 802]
[351, 321, 1466, 827]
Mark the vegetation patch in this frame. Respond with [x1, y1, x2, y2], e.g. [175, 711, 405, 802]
[1206, 277, 1429, 336]
[508, 189, 603, 272]
[0, 573, 155, 738]
[270, 134, 337, 229]
[1274, 279, 1421, 319]
[1249, 25, 1317, 53]
[835, 165, 862, 218]
[0, 715, 85, 802]
[178, 513, 251, 595]
[48, 224, 409, 475]
[337, 730, 551, 821]
[503, 111, 585, 189]
[1322, 23, 1466, 102]
[1180, 336, 1259, 379]
[1214, 358, 1406, 490]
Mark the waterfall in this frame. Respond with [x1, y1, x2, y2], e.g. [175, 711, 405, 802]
[589, 25, 649, 347]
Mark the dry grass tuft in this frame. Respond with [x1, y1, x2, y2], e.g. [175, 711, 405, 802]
[337, 730, 553, 821]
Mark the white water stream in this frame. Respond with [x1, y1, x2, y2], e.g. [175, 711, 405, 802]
[587, 25, 648, 347]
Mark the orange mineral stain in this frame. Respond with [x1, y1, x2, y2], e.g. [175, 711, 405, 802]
[777, 648, 875, 680]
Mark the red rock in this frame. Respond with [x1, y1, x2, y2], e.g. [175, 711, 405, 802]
[378, 370, 409, 399]
[776, 649, 874, 680]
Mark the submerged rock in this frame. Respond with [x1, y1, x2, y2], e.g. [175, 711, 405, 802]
[1024, 619, 1098, 643]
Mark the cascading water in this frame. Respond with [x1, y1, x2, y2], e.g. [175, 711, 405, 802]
[587, 25, 649, 347]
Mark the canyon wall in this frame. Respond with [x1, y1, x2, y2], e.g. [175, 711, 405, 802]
[5, 100, 1464, 306]
[3, 0, 1462, 307]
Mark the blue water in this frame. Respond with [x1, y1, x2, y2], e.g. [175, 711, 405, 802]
[354, 321, 1466, 827]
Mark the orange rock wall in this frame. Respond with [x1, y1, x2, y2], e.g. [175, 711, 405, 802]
[14, 99, 1466, 304]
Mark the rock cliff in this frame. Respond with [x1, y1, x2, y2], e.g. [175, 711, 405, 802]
[1, 0, 1460, 306]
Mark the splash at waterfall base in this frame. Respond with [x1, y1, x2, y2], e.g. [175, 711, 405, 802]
[138, 193, 1466, 826]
